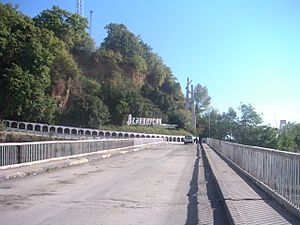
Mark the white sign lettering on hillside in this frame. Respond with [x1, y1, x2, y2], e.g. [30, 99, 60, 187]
[127, 114, 162, 126]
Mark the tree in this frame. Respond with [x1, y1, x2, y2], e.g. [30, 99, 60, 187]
[50, 47, 82, 109]
[100, 71, 130, 125]
[61, 95, 110, 128]
[101, 23, 142, 59]
[33, 6, 94, 53]
[0, 4, 59, 122]
[238, 103, 263, 127]
[193, 84, 211, 113]
[145, 56, 167, 88]
[218, 108, 238, 140]
[292, 124, 300, 151]
[1, 5, 187, 130]
[234, 103, 263, 145]
[168, 110, 191, 130]
[254, 126, 279, 149]
[197, 108, 221, 138]
[98, 22, 186, 126]
[2, 64, 57, 122]
[278, 123, 300, 152]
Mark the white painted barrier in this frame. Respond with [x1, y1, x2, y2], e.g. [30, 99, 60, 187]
[0, 138, 163, 166]
[207, 138, 300, 215]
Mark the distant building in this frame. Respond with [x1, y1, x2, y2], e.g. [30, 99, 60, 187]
[280, 120, 286, 130]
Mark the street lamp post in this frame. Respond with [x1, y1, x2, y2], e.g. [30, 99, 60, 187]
[208, 110, 211, 138]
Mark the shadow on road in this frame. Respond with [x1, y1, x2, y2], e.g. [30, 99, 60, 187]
[203, 150, 229, 225]
[185, 144, 229, 225]
[185, 145, 200, 225]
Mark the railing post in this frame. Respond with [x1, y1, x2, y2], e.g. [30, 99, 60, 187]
[17, 145, 21, 164]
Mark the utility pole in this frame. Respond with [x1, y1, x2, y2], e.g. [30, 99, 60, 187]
[185, 77, 192, 111]
[89, 10, 93, 37]
[191, 84, 196, 130]
[185, 77, 196, 130]
[208, 110, 211, 138]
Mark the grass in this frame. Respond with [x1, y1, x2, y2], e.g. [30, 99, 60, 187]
[0, 131, 59, 143]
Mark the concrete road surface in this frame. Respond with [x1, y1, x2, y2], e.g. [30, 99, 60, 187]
[0, 143, 229, 225]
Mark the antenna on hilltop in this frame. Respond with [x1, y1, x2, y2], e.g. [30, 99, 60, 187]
[76, 0, 84, 17]
[89, 10, 93, 37]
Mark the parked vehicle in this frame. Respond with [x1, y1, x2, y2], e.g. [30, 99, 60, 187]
[184, 135, 193, 144]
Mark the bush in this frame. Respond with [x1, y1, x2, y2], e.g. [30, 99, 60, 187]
[0, 120, 6, 131]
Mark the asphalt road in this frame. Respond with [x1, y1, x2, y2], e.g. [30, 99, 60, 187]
[0, 143, 229, 225]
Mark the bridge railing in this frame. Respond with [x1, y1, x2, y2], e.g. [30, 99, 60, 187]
[206, 138, 300, 214]
[0, 138, 163, 166]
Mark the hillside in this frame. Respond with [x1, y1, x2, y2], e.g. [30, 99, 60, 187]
[0, 4, 192, 131]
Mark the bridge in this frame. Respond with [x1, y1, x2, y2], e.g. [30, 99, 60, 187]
[0, 133, 299, 224]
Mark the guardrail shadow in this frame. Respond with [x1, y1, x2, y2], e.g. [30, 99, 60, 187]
[185, 145, 200, 225]
[203, 147, 229, 225]
[185, 144, 229, 225]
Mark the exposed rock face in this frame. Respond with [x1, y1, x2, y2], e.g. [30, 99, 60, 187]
[52, 78, 71, 108]
[51, 77, 82, 110]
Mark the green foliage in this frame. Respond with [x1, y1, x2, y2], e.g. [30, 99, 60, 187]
[61, 95, 110, 128]
[0, 120, 6, 131]
[2, 64, 57, 122]
[168, 110, 191, 130]
[146, 57, 167, 87]
[197, 103, 296, 151]
[3, 4, 299, 148]
[51, 47, 81, 81]
[238, 103, 263, 127]
[0, 4, 60, 122]
[101, 23, 142, 59]
[33, 6, 94, 53]
[218, 108, 237, 138]
[81, 76, 101, 96]
[98, 23, 185, 126]
[0, 5, 186, 133]
[255, 126, 279, 149]
[278, 123, 300, 152]
[292, 124, 300, 150]
[198, 108, 221, 139]
[233, 103, 265, 145]
[194, 84, 211, 113]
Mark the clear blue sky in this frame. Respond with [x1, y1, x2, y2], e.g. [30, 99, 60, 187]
[2, 0, 300, 126]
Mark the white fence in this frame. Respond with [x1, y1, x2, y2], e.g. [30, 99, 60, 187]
[0, 138, 163, 166]
[207, 138, 300, 215]
[4, 119, 184, 142]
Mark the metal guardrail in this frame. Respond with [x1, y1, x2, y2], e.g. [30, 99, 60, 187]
[207, 138, 300, 213]
[0, 138, 163, 166]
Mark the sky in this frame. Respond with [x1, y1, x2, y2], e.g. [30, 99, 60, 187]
[2, 0, 300, 127]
